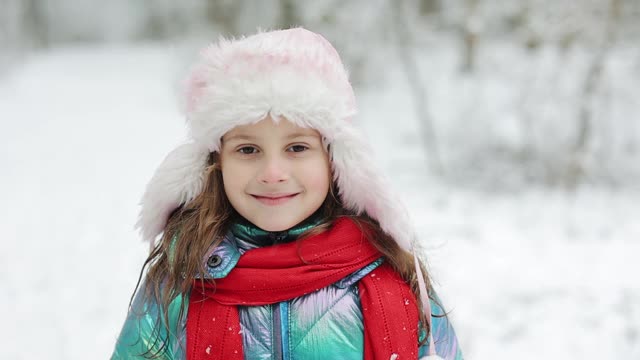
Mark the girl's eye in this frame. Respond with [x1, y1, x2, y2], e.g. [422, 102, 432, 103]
[288, 145, 308, 153]
[238, 146, 258, 155]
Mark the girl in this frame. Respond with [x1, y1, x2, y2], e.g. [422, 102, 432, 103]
[112, 28, 463, 360]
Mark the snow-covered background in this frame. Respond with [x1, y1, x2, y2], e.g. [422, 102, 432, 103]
[1, 1, 640, 359]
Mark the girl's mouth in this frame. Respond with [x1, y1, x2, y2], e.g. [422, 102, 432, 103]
[251, 193, 299, 206]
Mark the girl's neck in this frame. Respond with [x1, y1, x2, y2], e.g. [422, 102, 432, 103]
[230, 209, 325, 248]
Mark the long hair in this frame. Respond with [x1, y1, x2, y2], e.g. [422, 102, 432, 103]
[131, 151, 439, 358]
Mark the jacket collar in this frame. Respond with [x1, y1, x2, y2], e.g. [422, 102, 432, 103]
[229, 209, 325, 249]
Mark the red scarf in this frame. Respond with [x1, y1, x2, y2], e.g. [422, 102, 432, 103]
[186, 218, 420, 359]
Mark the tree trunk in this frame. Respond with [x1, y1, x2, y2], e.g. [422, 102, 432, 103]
[279, 0, 298, 29]
[567, 0, 620, 187]
[22, 0, 49, 47]
[391, 1, 443, 176]
[419, 0, 440, 16]
[205, 0, 242, 36]
[460, 0, 478, 73]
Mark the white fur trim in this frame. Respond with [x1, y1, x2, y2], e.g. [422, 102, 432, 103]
[419, 356, 444, 360]
[135, 142, 209, 244]
[136, 28, 419, 253]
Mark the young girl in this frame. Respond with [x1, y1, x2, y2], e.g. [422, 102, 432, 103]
[112, 28, 463, 360]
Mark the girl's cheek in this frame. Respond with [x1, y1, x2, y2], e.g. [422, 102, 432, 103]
[304, 158, 331, 186]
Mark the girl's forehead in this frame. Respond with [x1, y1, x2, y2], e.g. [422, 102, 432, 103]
[223, 118, 320, 140]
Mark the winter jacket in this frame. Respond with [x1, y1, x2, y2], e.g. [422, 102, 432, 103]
[111, 223, 463, 360]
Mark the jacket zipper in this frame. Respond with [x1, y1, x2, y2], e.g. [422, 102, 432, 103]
[272, 302, 290, 360]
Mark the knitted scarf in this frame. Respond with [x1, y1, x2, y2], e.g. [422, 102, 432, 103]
[186, 218, 420, 359]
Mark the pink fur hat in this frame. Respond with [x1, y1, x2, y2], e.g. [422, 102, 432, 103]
[137, 27, 419, 253]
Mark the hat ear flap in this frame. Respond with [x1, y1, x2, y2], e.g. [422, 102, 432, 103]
[135, 142, 209, 244]
[329, 124, 414, 252]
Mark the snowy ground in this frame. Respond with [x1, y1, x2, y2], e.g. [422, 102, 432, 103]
[1, 43, 639, 359]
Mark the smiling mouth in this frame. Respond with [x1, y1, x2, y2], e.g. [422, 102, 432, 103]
[251, 193, 300, 206]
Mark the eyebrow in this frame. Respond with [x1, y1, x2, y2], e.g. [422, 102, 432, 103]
[223, 134, 256, 142]
[224, 132, 318, 142]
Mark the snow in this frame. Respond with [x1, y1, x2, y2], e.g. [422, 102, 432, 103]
[1, 42, 639, 359]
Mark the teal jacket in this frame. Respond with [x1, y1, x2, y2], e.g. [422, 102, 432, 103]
[112, 218, 463, 359]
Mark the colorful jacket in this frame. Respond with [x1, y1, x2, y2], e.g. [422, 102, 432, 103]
[112, 220, 463, 359]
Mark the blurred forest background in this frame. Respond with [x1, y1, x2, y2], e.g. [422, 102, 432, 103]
[2, 0, 640, 189]
[1, 1, 639, 359]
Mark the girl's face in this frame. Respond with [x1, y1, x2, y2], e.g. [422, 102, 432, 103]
[220, 116, 331, 232]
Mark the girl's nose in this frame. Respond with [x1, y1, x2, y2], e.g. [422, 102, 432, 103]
[257, 155, 289, 184]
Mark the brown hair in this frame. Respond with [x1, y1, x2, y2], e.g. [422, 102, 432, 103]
[132, 151, 439, 357]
